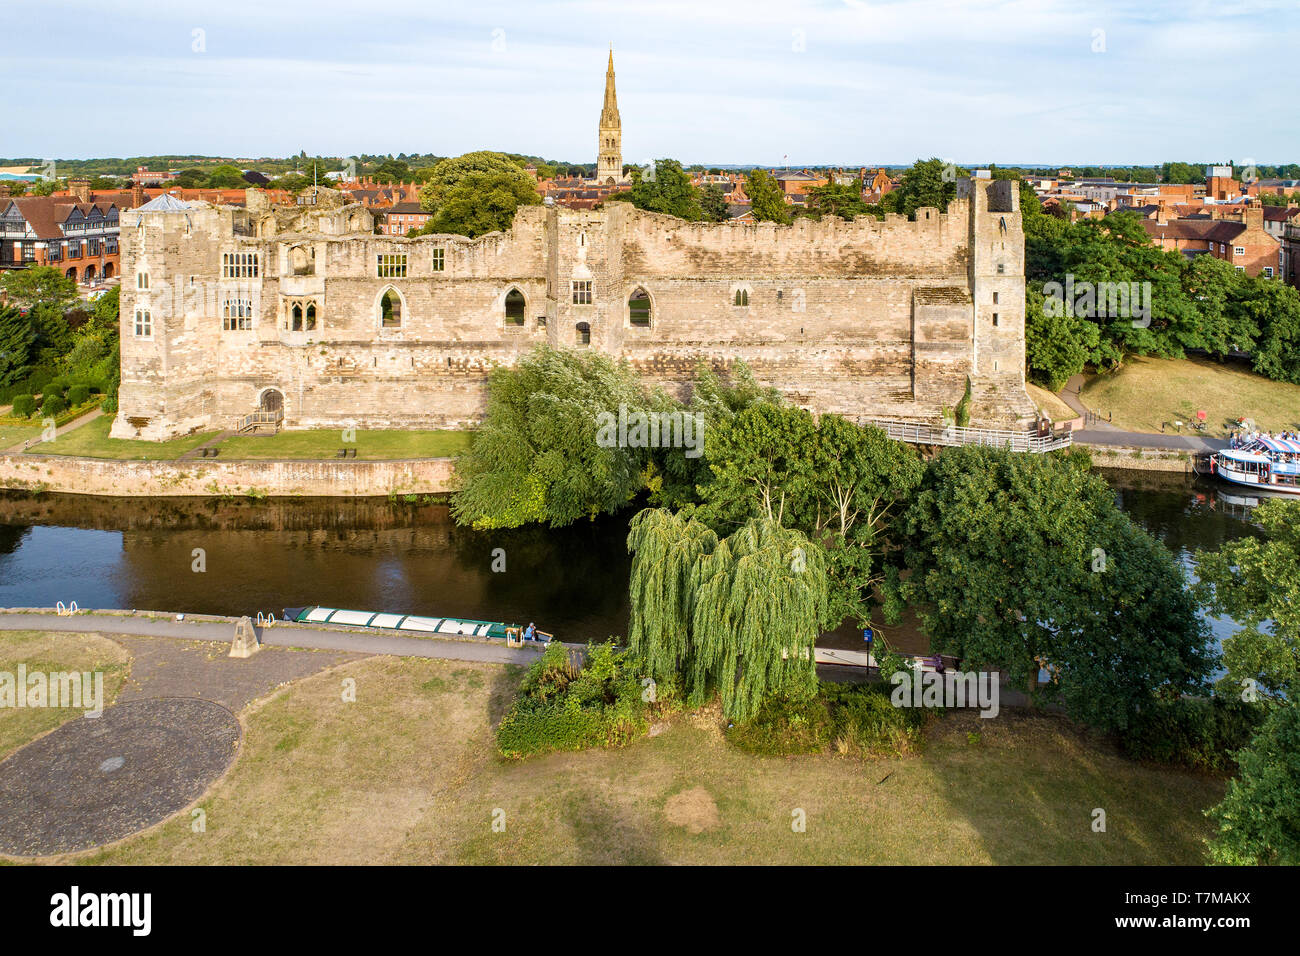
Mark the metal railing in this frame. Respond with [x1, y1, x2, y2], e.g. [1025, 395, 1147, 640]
[863, 420, 1073, 454]
[236, 410, 283, 433]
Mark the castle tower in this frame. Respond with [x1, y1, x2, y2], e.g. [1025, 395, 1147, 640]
[596, 48, 623, 185]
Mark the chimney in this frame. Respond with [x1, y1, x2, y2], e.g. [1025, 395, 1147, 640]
[69, 178, 91, 203]
[131, 182, 145, 208]
[1245, 205, 1264, 232]
[0, 183, 10, 200]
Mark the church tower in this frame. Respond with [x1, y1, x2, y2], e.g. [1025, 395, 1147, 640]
[596, 48, 623, 184]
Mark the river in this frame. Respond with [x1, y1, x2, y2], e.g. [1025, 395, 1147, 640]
[0, 470, 1263, 653]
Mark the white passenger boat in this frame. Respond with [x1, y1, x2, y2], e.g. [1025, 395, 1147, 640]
[1209, 435, 1300, 495]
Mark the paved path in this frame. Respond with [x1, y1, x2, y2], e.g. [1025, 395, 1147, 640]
[0, 611, 552, 666]
[1060, 374, 1225, 452]
[2, 405, 104, 454]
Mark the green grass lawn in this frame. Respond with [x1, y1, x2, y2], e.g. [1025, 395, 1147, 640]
[1081, 355, 1300, 437]
[28, 415, 217, 460]
[213, 428, 471, 460]
[85, 655, 1225, 865]
[0, 423, 44, 451]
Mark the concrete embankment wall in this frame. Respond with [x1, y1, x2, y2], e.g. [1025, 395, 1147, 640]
[1082, 444, 1198, 474]
[0, 454, 456, 497]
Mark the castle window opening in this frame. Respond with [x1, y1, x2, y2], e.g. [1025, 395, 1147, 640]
[996, 263, 1005, 275]
[576, 322, 591, 346]
[223, 298, 254, 331]
[992, 312, 999, 327]
[137, 272, 149, 290]
[629, 288, 651, 326]
[306, 303, 317, 331]
[432, 247, 445, 272]
[378, 253, 408, 278]
[290, 246, 313, 276]
[505, 289, 526, 326]
[133, 308, 152, 338]
[381, 290, 403, 328]
[572, 280, 593, 305]
[291, 303, 303, 330]
[992, 291, 999, 304]
[222, 251, 259, 278]
[734, 288, 750, 307]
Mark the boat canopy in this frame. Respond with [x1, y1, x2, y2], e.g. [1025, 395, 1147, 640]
[286, 606, 512, 639]
[1222, 450, 1271, 464]
[1252, 436, 1300, 454]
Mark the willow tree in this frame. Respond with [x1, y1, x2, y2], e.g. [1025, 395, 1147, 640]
[627, 509, 828, 720]
[626, 508, 718, 684]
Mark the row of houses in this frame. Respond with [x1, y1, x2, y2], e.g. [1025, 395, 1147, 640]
[1031, 166, 1300, 286]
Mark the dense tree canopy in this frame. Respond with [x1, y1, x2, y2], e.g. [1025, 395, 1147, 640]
[898, 446, 1212, 730]
[745, 169, 790, 224]
[1196, 498, 1300, 702]
[696, 403, 923, 629]
[879, 158, 958, 219]
[1207, 703, 1300, 865]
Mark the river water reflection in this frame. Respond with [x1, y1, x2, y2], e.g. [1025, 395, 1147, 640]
[0, 470, 1264, 652]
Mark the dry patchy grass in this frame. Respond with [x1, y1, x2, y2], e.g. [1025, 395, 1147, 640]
[0, 631, 131, 758]
[85, 657, 1224, 865]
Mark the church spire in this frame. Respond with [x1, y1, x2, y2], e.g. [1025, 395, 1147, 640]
[596, 48, 623, 184]
[601, 47, 620, 129]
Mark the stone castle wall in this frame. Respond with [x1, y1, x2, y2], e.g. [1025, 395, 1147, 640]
[112, 181, 1034, 441]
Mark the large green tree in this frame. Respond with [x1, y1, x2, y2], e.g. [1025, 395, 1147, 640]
[1196, 498, 1300, 701]
[0, 305, 37, 388]
[899, 446, 1212, 730]
[449, 346, 662, 529]
[879, 158, 958, 219]
[419, 151, 535, 215]
[627, 509, 829, 719]
[745, 169, 790, 224]
[697, 403, 923, 629]
[621, 159, 703, 221]
[0, 265, 77, 311]
[1207, 703, 1300, 865]
[424, 171, 541, 238]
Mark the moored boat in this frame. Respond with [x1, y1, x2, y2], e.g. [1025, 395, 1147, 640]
[1209, 435, 1300, 496]
[282, 606, 554, 642]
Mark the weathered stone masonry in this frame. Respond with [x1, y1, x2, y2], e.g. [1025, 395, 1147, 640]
[112, 178, 1034, 441]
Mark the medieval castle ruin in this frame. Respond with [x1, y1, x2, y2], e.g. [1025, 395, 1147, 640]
[111, 56, 1033, 441]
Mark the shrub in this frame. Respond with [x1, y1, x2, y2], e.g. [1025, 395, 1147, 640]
[101, 396, 118, 415]
[729, 681, 929, 758]
[40, 394, 68, 417]
[43, 379, 67, 399]
[10, 394, 36, 418]
[495, 640, 661, 758]
[1122, 696, 1266, 773]
[66, 384, 91, 407]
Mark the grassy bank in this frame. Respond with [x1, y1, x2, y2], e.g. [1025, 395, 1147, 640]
[1081, 355, 1300, 436]
[29, 416, 217, 460]
[23, 417, 472, 461]
[215, 428, 472, 460]
[85, 655, 1224, 865]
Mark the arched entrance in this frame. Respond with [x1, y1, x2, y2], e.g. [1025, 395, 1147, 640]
[84, 263, 97, 284]
[103, 262, 115, 279]
[259, 389, 284, 415]
[66, 266, 78, 283]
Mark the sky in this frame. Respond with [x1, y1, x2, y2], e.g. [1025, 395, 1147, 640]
[5, 0, 1299, 166]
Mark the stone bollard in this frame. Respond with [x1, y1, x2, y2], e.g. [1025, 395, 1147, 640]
[230, 615, 260, 658]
